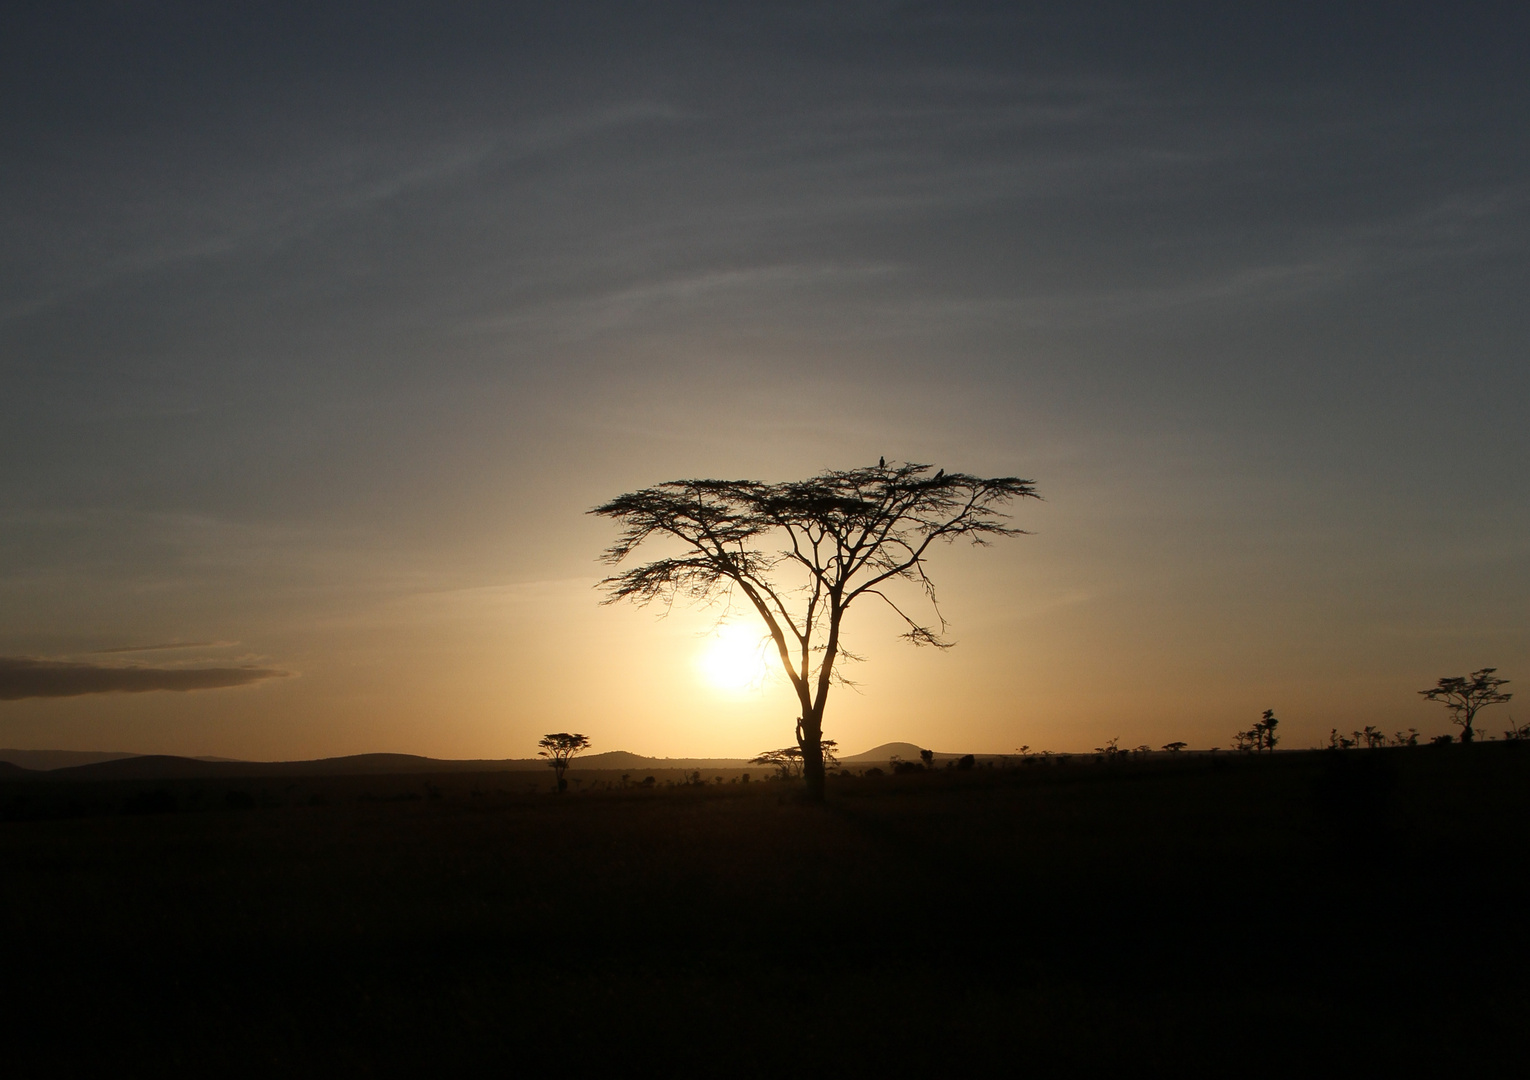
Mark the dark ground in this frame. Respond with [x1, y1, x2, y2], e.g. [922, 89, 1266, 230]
[3, 745, 1528, 1075]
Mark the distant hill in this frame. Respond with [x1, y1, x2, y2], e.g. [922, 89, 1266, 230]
[842, 742, 930, 763]
[44, 755, 254, 780]
[576, 751, 752, 771]
[39, 753, 517, 781]
[0, 749, 141, 771]
[24, 751, 753, 782]
[1, 744, 976, 782]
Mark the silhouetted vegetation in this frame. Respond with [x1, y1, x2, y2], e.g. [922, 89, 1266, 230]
[592, 462, 1036, 801]
[1235, 710, 1279, 752]
[750, 740, 840, 780]
[537, 733, 590, 792]
[1420, 668, 1512, 744]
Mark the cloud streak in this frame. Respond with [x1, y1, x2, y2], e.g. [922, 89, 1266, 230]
[94, 640, 236, 654]
[0, 657, 289, 700]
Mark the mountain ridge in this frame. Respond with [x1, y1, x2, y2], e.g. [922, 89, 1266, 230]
[1, 742, 968, 781]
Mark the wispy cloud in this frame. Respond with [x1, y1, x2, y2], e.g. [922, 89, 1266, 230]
[0, 657, 289, 700]
[94, 640, 237, 654]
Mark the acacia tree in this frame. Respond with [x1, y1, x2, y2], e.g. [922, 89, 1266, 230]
[751, 741, 840, 780]
[538, 732, 590, 792]
[592, 462, 1037, 802]
[1419, 669, 1512, 744]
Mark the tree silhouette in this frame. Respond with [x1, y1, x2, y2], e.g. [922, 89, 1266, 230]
[1419, 669, 1512, 744]
[593, 462, 1037, 802]
[751, 741, 839, 780]
[1235, 710, 1279, 753]
[1258, 710, 1279, 752]
[538, 732, 590, 793]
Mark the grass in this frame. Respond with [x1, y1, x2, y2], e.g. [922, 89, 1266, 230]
[3, 745, 1528, 1073]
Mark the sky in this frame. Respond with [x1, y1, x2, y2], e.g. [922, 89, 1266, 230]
[2, 2, 1527, 759]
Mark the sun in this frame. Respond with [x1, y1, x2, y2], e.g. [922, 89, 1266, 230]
[696, 622, 772, 691]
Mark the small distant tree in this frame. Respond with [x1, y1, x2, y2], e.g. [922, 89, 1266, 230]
[1096, 737, 1122, 759]
[1162, 741, 1188, 754]
[538, 732, 591, 793]
[1504, 716, 1530, 742]
[751, 747, 800, 780]
[919, 748, 934, 770]
[1327, 728, 1355, 750]
[752, 741, 840, 781]
[1258, 710, 1279, 752]
[1390, 729, 1419, 747]
[1237, 711, 1279, 753]
[1419, 669, 1512, 744]
[1360, 725, 1385, 749]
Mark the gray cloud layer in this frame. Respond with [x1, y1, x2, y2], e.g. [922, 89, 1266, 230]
[95, 641, 234, 654]
[0, 657, 289, 700]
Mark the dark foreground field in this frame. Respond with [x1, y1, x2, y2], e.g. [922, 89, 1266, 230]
[4, 746, 1528, 1074]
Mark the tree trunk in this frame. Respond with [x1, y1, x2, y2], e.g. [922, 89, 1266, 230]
[1460, 723, 1475, 744]
[800, 713, 826, 803]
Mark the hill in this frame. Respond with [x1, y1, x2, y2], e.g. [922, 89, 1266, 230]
[0, 749, 141, 771]
[841, 741, 931, 763]
[34, 750, 762, 782]
[8, 744, 966, 781]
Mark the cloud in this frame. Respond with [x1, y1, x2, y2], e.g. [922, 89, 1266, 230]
[0, 657, 290, 700]
[94, 640, 236, 654]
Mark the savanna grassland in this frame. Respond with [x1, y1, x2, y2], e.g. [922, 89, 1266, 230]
[3, 746, 1528, 1074]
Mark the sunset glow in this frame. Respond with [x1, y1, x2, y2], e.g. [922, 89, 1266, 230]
[696, 623, 773, 692]
[4, 8, 1526, 1073]
[0, 5, 1524, 764]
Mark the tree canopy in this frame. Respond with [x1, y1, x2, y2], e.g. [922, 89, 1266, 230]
[1419, 669, 1511, 744]
[538, 732, 591, 793]
[592, 461, 1037, 801]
